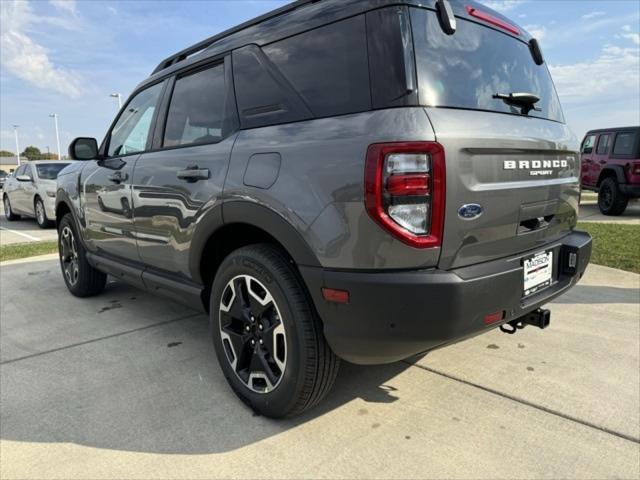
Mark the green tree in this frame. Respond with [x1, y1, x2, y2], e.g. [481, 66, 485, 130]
[21, 146, 42, 160]
[0, 150, 15, 157]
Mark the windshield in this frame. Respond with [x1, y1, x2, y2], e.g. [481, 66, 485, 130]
[0, 171, 6, 178]
[36, 163, 70, 180]
[410, 8, 564, 122]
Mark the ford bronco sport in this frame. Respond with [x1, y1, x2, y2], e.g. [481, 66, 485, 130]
[580, 126, 640, 215]
[57, 0, 592, 417]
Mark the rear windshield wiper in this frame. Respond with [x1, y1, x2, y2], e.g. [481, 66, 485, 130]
[493, 92, 541, 115]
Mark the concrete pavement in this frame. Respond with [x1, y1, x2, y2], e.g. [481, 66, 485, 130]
[0, 258, 639, 479]
[0, 203, 58, 245]
[579, 194, 640, 224]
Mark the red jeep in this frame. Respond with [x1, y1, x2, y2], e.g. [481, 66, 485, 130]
[581, 127, 640, 215]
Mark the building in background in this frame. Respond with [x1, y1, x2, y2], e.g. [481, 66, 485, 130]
[0, 156, 27, 174]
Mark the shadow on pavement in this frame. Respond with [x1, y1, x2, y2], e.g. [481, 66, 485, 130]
[0, 276, 412, 454]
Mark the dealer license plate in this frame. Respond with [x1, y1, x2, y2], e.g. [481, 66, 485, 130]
[523, 251, 553, 297]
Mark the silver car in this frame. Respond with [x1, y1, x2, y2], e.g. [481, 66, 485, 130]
[3, 160, 73, 228]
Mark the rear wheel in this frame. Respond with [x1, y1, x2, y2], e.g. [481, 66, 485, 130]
[35, 197, 53, 228]
[210, 244, 339, 418]
[58, 213, 107, 297]
[3, 195, 20, 221]
[598, 177, 628, 216]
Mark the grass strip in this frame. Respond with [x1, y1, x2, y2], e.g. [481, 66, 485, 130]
[577, 222, 640, 274]
[0, 241, 58, 262]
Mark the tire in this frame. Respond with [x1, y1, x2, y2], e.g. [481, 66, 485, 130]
[58, 213, 107, 297]
[34, 197, 53, 228]
[210, 244, 339, 418]
[598, 177, 628, 216]
[3, 195, 20, 221]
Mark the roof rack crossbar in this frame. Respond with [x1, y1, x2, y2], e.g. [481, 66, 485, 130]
[151, 0, 317, 75]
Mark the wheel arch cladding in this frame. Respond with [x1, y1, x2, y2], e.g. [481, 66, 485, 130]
[597, 165, 626, 186]
[192, 201, 321, 311]
[55, 199, 71, 225]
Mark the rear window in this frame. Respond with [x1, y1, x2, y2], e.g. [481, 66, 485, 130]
[36, 163, 70, 180]
[613, 132, 638, 156]
[164, 64, 226, 147]
[410, 8, 564, 122]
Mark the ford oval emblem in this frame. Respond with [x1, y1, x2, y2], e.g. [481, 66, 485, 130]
[458, 204, 483, 220]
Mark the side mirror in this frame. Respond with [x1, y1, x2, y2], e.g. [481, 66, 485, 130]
[16, 175, 32, 182]
[69, 137, 99, 160]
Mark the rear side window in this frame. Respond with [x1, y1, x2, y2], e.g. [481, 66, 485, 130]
[582, 135, 596, 154]
[613, 132, 638, 156]
[262, 15, 370, 118]
[596, 134, 611, 155]
[163, 64, 227, 147]
[411, 8, 564, 122]
[233, 15, 370, 128]
[36, 163, 70, 180]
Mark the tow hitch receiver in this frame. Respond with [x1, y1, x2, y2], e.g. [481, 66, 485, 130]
[500, 308, 551, 334]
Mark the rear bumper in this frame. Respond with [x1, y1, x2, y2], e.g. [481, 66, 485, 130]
[301, 230, 592, 365]
[620, 184, 640, 197]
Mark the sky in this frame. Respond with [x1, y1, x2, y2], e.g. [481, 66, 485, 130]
[0, 0, 639, 156]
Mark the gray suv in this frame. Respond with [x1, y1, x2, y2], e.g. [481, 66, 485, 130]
[57, 0, 592, 417]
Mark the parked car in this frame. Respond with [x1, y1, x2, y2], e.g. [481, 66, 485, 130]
[56, 0, 591, 417]
[0, 170, 7, 189]
[3, 160, 72, 228]
[580, 126, 640, 215]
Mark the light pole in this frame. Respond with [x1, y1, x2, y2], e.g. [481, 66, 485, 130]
[49, 113, 61, 160]
[110, 93, 122, 109]
[12, 125, 20, 166]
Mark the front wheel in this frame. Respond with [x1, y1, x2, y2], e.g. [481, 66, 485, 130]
[210, 244, 339, 418]
[598, 177, 628, 216]
[35, 197, 53, 228]
[58, 213, 107, 297]
[3, 195, 20, 221]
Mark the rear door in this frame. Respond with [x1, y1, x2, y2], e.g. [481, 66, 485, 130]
[19, 163, 38, 214]
[7, 164, 28, 214]
[410, 7, 579, 270]
[81, 81, 165, 262]
[580, 134, 597, 186]
[132, 56, 238, 280]
[592, 133, 612, 185]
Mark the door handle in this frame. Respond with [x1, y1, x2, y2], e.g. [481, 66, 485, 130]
[108, 171, 128, 183]
[177, 166, 209, 182]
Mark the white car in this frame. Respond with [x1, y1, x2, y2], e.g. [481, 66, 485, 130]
[3, 160, 73, 228]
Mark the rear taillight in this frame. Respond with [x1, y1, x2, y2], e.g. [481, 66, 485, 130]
[632, 162, 640, 175]
[365, 142, 445, 249]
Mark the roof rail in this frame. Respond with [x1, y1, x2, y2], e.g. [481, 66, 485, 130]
[151, 0, 318, 75]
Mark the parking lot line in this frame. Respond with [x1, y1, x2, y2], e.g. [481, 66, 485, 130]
[0, 226, 40, 242]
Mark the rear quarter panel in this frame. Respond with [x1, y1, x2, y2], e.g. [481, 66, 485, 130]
[224, 108, 442, 269]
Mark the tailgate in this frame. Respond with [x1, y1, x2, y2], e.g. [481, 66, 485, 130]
[426, 108, 580, 270]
